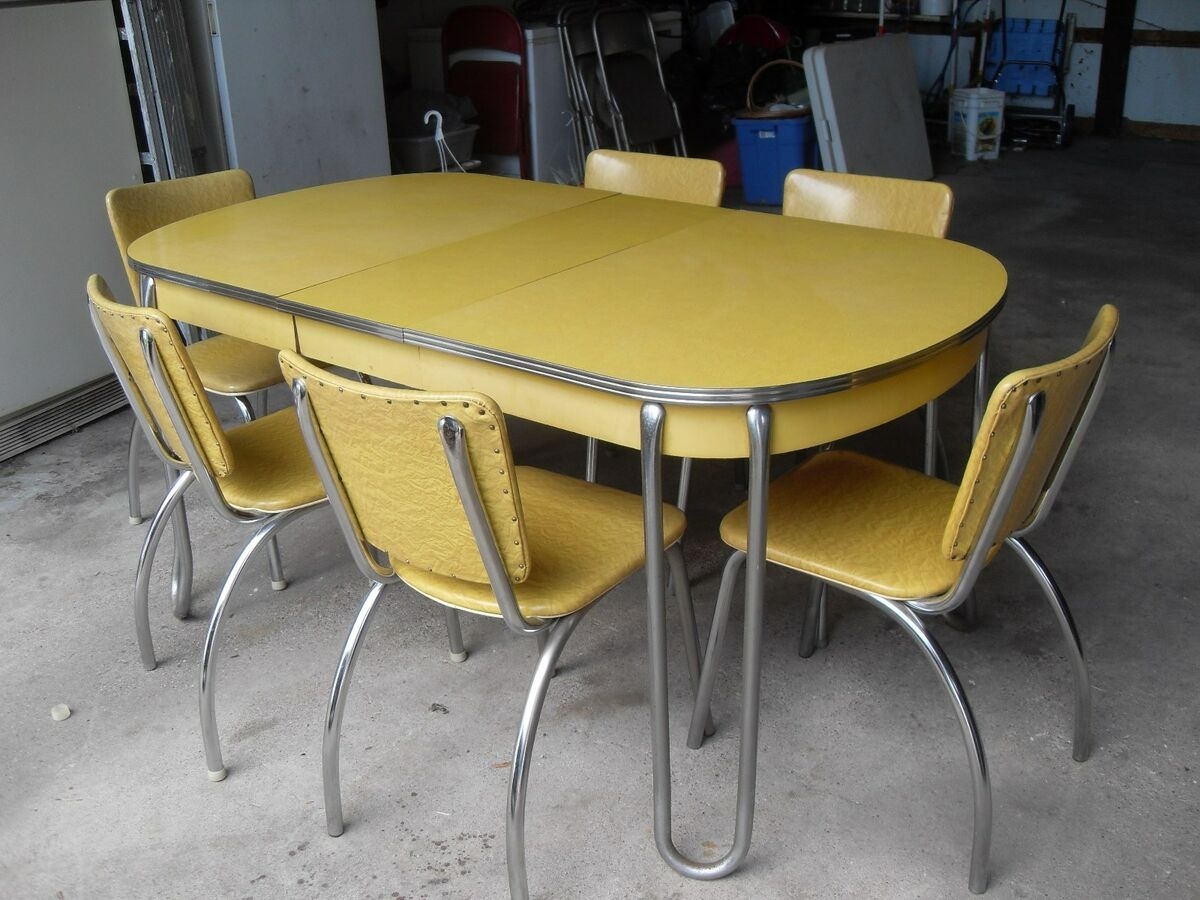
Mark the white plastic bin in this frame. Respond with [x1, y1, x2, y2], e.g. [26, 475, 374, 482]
[949, 88, 1005, 161]
[390, 125, 479, 173]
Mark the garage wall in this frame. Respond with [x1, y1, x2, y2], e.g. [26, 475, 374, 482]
[941, 0, 1200, 126]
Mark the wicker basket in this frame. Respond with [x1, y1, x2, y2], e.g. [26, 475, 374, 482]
[739, 58, 808, 120]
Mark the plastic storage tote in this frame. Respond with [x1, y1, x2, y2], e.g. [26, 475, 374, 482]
[733, 115, 819, 206]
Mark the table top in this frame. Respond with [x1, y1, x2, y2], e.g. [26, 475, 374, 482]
[128, 173, 1007, 407]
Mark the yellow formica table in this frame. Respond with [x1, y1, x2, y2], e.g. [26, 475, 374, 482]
[128, 172, 1007, 883]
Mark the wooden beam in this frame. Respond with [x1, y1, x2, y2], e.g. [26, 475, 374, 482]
[1075, 28, 1200, 49]
[1094, 0, 1137, 136]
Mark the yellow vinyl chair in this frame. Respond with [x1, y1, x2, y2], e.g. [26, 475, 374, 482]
[689, 306, 1118, 894]
[106, 170, 284, 526]
[279, 351, 700, 900]
[87, 275, 327, 783]
[782, 168, 954, 238]
[584, 148, 726, 207]
[782, 168, 959, 475]
[582, 149, 727, 507]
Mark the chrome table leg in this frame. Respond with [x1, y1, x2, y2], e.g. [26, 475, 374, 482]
[642, 402, 770, 880]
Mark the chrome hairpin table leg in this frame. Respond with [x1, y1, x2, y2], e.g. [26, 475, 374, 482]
[640, 402, 771, 881]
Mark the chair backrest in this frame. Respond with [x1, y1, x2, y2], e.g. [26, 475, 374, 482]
[593, 4, 657, 61]
[105, 169, 255, 304]
[87, 274, 233, 477]
[279, 351, 530, 585]
[782, 169, 954, 238]
[942, 304, 1119, 561]
[591, 4, 682, 147]
[584, 149, 725, 206]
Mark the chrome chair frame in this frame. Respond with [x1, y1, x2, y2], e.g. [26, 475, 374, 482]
[290, 376, 705, 900]
[557, 1, 608, 171]
[687, 343, 1113, 894]
[590, 3, 686, 155]
[89, 298, 327, 782]
[113, 172, 278, 528]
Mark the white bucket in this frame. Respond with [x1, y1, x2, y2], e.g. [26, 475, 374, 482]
[949, 88, 1005, 161]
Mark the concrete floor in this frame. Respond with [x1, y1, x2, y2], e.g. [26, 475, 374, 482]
[3, 136, 1198, 899]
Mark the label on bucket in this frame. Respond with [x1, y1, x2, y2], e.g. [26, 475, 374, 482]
[950, 89, 1004, 161]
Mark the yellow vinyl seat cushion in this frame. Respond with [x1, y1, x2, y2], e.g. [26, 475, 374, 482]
[401, 465, 686, 618]
[219, 409, 326, 514]
[720, 450, 963, 599]
[186, 334, 286, 395]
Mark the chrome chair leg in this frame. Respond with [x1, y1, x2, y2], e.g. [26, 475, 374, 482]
[127, 420, 144, 524]
[585, 436, 598, 483]
[667, 543, 714, 738]
[507, 609, 587, 900]
[687, 550, 746, 749]
[231, 393, 257, 423]
[924, 399, 939, 477]
[799, 580, 825, 659]
[134, 470, 195, 671]
[444, 608, 468, 663]
[265, 537, 287, 591]
[676, 457, 693, 512]
[1007, 537, 1092, 762]
[165, 463, 194, 621]
[228, 395, 290, 590]
[324, 580, 387, 836]
[871, 596, 992, 895]
[200, 512, 302, 783]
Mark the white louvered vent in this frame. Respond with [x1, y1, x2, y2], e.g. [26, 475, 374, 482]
[0, 377, 127, 462]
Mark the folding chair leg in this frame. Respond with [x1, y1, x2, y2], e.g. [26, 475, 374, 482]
[200, 512, 302, 783]
[507, 609, 587, 900]
[872, 597, 992, 895]
[133, 470, 194, 671]
[1008, 537, 1092, 761]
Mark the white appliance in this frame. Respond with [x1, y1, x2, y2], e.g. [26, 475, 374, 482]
[206, 0, 391, 196]
[408, 12, 682, 185]
[0, 0, 145, 458]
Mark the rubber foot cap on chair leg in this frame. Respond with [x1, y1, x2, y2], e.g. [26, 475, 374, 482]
[449, 650, 468, 663]
[129, 516, 144, 526]
[271, 579, 288, 591]
[207, 767, 228, 783]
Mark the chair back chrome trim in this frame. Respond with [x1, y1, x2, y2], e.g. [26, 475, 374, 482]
[438, 416, 546, 636]
[292, 377, 398, 584]
[140, 330, 260, 526]
[910, 391, 1045, 615]
[88, 300, 184, 471]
